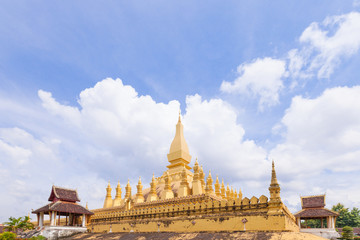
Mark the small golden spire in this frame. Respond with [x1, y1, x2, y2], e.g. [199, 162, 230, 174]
[115, 181, 122, 199]
[268, 160, 282, 215]
[226, 184, 231, 200]
[178, 110, 181, 122]
[181, 165, 187, 179]
[205, 170, 214, 195]
[138, 176, 142, 184]
[193, 158, 199, 174]
[200, 165, 205, 192]
[165, 171, 171, 190]
[215, 175, 221, 197]
[125, 179, 132, 199]
[271, 160, 279, 187]
[86, 202, 89, 209]
[221, 179, 226, 199]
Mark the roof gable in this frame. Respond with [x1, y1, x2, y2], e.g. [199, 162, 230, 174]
[48, 186, 80, 202]
[301, 195, 325, 209]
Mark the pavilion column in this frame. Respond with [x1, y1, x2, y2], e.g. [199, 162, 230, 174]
[49, 211, 53, 226]
[296, 218, 301, 228]
[321, 218, 324, 228]
[327, 216, 331, 229]
[69, 213, 72, 226]
[39, 212, 44, 227]
[82, 214, 86, 227]
[50, 211, 57, 226]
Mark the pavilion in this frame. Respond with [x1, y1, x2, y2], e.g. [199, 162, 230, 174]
[294, 195, 339, 239]
[32, 186, 93, 239]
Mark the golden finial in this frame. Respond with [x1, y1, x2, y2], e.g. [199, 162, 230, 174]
[271, 160, 279, 187]
[86, 202, 89, 209]
[178, 110, 181, 122]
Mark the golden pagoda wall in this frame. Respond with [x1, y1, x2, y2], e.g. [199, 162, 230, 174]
[89, 197, 299, 232]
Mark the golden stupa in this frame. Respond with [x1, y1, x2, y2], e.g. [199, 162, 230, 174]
[89, 115, 298, 233]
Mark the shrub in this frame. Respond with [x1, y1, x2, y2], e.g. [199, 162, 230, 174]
[30, 235, 46, 240]
[342, 226, 354, 240]
[0, 232, 17, 240]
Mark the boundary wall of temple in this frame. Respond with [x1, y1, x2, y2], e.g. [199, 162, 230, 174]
[89, 195, 298, 232]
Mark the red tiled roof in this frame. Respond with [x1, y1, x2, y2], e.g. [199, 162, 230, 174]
[301, 195, 325, 209]
[294, 208, 339, 218]
[32, 201, 93, 215]
[48, 186, 80, 202]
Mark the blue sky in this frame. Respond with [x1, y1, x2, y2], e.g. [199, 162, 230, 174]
[1, 1, 360, 222]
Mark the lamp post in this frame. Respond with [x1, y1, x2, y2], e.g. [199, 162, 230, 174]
[242, 218, 248, 231]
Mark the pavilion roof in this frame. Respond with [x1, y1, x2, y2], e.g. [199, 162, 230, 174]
[48, 186, 80, 202]
[32, 201, 93, 215]
[294, 208, 339, 218]
[301, 195, 325, 209]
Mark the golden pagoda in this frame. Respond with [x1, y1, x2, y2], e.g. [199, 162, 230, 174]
[89, 115, 299, 233]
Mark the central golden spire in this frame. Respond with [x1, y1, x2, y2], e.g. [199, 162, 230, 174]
[168, 114, 190, 156]
[166, 113, 192, 173]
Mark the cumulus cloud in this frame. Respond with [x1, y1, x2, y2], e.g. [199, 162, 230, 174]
[270, 86, 360, 210]
[220, 58, 286, 111]
[222, 12, 360, 110]
[0, 127, 106, 222]
[184, 94, 268, 181]
[291, 11, 360, 79]
[0, 78, 270, 221]
[3, 77, 359, 222]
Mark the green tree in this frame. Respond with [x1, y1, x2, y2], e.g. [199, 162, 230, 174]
[304, 219, 321, 228]
[3, 216, 34, 233]
[332, 204, 360, 228]
[349, 208, 360, 227]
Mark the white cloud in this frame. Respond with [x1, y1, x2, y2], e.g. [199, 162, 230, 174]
[270, 86, 360, 210]
[296, 11, 360, 78]
[183, 94, 268, 182]
[0, 78, 269, 221]
[221, 12, 360, 110]
[3, 77, 360, 221]
[220, 57, 286, 111]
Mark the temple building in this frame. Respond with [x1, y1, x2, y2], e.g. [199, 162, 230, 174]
[89, 115, 299, 233]
[294, 195, 340, 239]
[32, 186, 93, 238]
